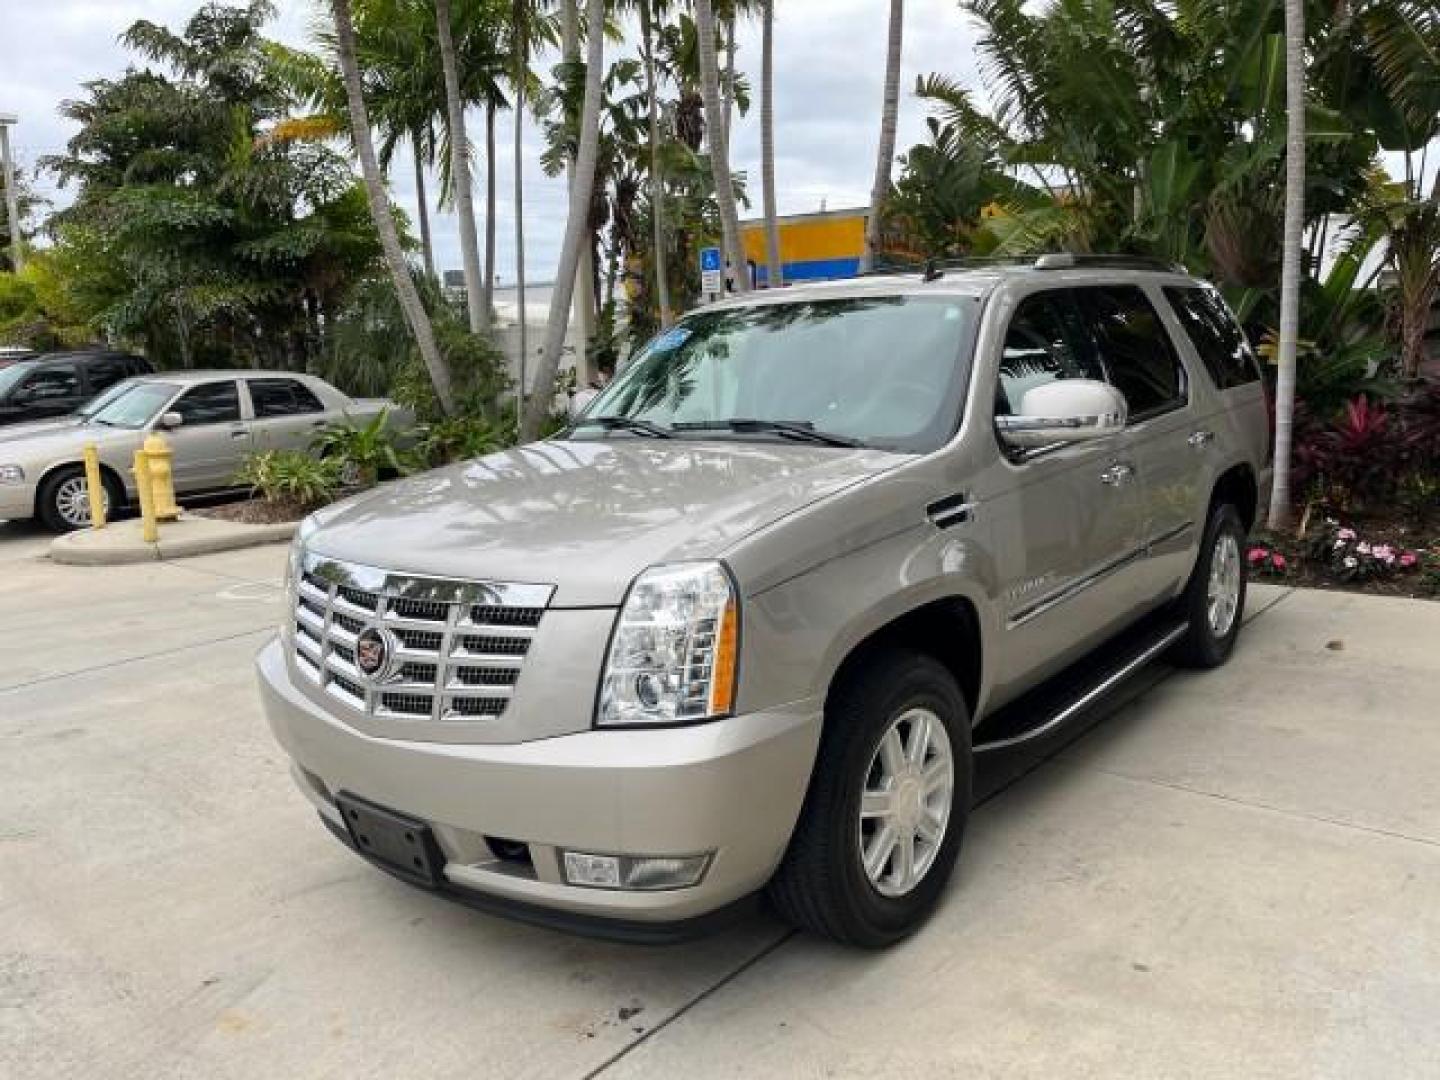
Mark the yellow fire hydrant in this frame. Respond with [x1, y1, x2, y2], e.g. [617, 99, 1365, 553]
[142, 433, 181, 522]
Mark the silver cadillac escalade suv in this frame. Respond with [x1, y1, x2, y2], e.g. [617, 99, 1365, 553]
[256, 255, 1271, 947]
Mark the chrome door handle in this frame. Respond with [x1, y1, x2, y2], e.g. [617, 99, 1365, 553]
[1100, 463, 1135, 487]
[1188, 429, 1215, 449]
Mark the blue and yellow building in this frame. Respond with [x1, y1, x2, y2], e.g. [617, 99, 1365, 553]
[740, 206, 869, 286]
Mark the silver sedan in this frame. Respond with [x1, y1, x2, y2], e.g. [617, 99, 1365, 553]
[0, 371, 407, 531]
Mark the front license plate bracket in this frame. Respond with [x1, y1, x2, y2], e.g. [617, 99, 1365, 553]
[335, 793, 445, 888]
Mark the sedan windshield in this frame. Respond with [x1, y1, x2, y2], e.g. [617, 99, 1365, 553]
[78, 379, 138, 418]
[577, 295, 978, 453]
[88, 382, 178, 429]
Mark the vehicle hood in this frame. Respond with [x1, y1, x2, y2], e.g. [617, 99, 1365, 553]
[0, 416, 85, 439]
[306, 438, 906, 606]
[0, 421, 135, 461]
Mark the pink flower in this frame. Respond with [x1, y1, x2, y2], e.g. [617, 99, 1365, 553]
[1248, 547, 1269, 564]
[1357, 542, 1372, 555]
[1374, 544, 1395, 561]
[1271, 554, 1287, 570]
[1338, 527, 1357, 541]
[1399, 552, 1419, 568]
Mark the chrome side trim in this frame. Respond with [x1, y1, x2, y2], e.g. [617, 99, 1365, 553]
[1008, 543, 1148, 628]
[974, 622, 1188, 753]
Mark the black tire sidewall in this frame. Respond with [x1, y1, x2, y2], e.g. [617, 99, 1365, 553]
[38, 466, 117, 533]
[811, 653, 972, 945]
[1182, 504, 1248, 666]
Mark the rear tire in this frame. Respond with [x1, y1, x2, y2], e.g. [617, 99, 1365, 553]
[768, 649, 972, 947]
[1170, 502, 1248, 669]
[37, 465, 121, 533]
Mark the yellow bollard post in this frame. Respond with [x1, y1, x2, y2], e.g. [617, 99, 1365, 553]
[132, 448, 159, 544]
[82, 444, 107, 529]
[142, 433, 181, 522]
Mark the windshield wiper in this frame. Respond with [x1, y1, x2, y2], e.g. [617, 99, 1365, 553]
[572, 416, 674, 439]
[671, 419, 866, 448]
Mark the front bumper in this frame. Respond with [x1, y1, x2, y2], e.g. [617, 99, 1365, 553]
[256, 637, 823, 927]
[0, 482, 35, 521]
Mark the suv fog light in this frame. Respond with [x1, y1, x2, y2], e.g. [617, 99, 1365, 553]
[562, 850, 711, 891]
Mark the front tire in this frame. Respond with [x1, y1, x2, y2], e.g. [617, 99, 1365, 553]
[768, 649, 972, 947]
[37, 465, 121, 533]
[1170, 502, 1248, 669]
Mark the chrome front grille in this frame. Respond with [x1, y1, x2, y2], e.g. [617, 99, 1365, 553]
[291, 552, 554, 724]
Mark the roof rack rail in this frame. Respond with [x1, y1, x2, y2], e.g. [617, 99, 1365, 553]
[1032, 253, 1187, 273]
[859, 253, 1186, 280]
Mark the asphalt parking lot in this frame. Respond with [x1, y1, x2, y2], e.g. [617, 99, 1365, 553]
[4, 526, 1439, 1079]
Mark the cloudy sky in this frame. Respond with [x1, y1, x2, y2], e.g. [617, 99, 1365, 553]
[0, 0, 983, 283]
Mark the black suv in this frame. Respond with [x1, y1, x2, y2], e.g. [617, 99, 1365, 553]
[0, 351, 154, 426]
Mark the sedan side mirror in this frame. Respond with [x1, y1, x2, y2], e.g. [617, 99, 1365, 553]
[157, 411, 185, 430]
[995, 379, 1127, 450]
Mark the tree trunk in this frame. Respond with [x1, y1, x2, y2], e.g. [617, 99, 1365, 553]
[484, 101, 498, 323]
[522, 0, 606, 439]
[761, 0, 782, 288]
[560, 0, 596, 375]
[641, 0, 674, 327]
[697, 0, 749, 294]
[513, 0, 529, 419]
[413, 133, 436, 279]
[723, 9, 737, 144]
[436, 0, 488, 333]
[862, 0, 905, 273]
[331, 0, 454, 414]
[1268, 0, 1305, 530]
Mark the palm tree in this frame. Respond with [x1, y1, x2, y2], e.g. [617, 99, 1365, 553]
[696, 0, 749, 293]
[640, 0, 675, 326]
[435, 0, 488, 334]
[862, 0, 905, 272]
[513, 0, 530, 412]
[1268, 0, 1306, 530]
[523, 0, 607, 439]
[760, 0, 781, 288]
[330, 0, 455, 414]
[411, 130, 437, 277]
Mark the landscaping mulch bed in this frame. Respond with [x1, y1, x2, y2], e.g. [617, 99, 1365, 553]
[190, 498, 309, 526]
[1247, 505, 1440, 601]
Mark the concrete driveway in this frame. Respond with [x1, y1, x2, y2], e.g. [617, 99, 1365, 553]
[3, 540, 1438, 1080]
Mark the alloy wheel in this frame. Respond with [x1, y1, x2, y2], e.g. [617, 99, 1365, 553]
[858, 707, 955, 898]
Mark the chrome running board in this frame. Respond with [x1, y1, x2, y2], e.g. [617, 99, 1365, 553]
[974, 621, 1187, 754]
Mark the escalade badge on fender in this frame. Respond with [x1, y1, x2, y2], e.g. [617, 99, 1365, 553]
[355, 626, 394, 681]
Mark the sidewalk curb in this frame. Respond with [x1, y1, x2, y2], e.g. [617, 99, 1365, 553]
[50, 515, 297, 566]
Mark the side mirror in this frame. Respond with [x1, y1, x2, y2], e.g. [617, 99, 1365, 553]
[995, 379, 1127, 450]
[157, 411, 184, 430]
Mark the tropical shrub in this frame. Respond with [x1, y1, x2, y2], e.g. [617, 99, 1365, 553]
[410, 414, 513, 469]
[1294, 396, 1404, 510]
[311, 410, 406, 486]
[235, 451, 342, 511]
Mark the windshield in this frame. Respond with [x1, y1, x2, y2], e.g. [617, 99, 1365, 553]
[578, 295, 978, 452]
[0, 363, 35, 398]
[88, 382, 178, 429]
[78, 379, 139, 418]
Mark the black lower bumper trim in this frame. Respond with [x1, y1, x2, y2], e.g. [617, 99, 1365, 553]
[321, 813, 759, 945]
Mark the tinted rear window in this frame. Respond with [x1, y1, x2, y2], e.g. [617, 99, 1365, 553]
[1164, 286, 1260, 389]
[1075, 286, 1187, 420]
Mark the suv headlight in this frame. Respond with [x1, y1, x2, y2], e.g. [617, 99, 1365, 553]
[282, 515, 320, 636]
[597, 562, 739, 727]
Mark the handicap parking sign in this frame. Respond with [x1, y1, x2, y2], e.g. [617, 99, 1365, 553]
[700, 246, 724, 294]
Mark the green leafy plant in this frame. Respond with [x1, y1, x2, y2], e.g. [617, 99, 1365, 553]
[310, 410, 406, 487]
[410, 413, 514, 468]
[235, 451, 342, 512]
